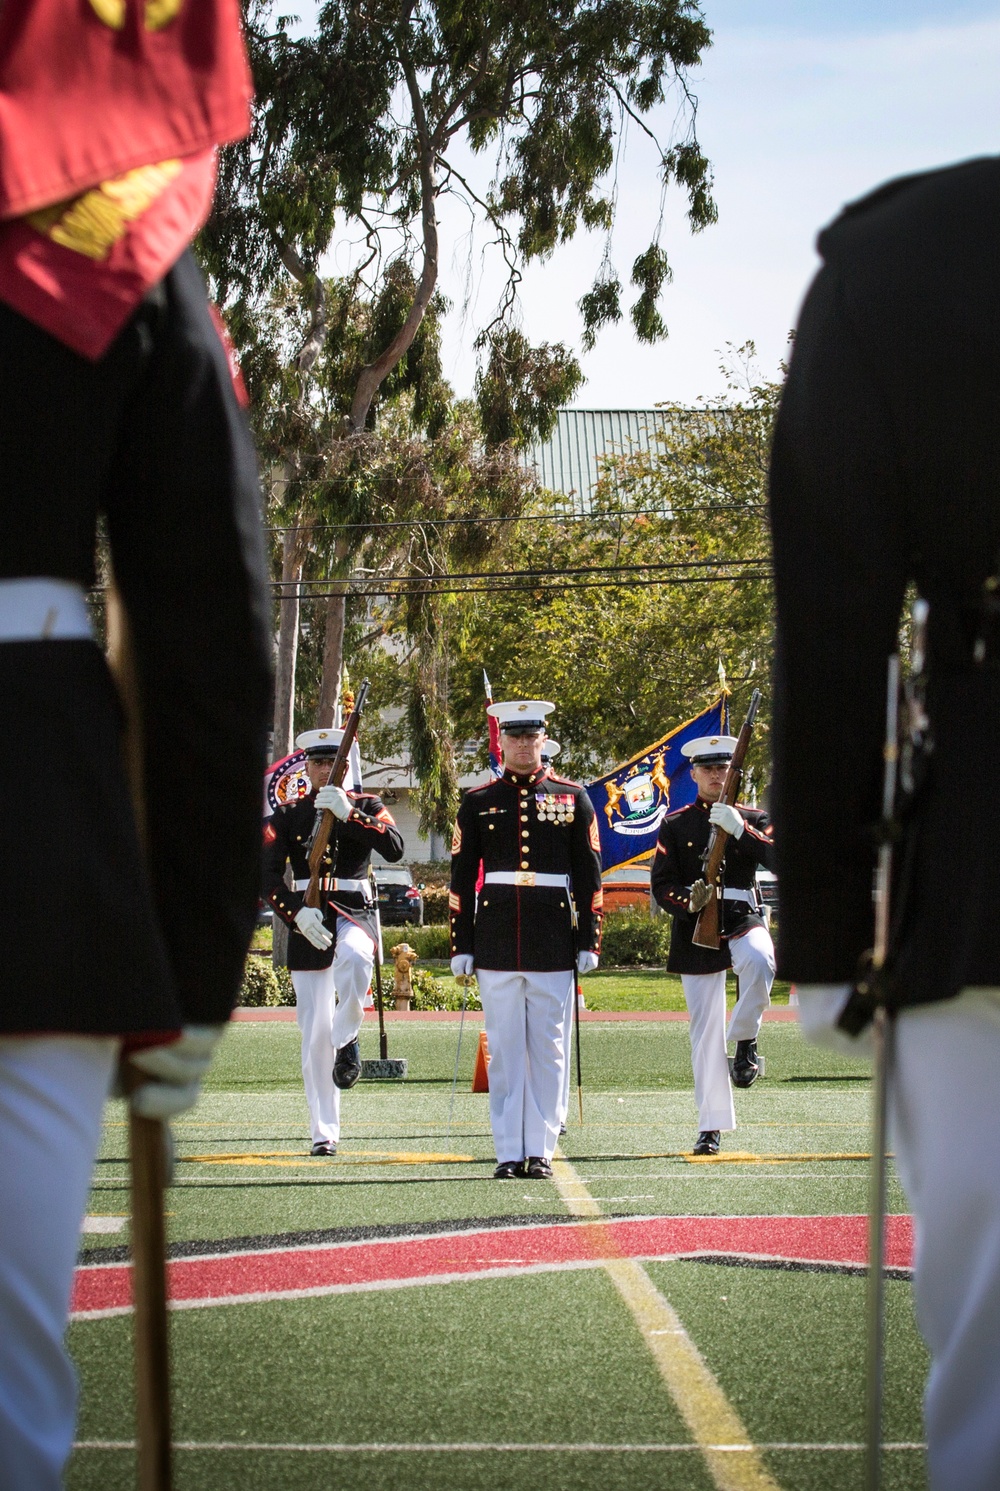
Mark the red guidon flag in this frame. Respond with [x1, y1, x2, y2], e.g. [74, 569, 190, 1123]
[0, 0, 253, 358]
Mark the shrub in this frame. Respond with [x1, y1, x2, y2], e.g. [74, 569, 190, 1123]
[380, 967, 481, 1011]
[420, 886, 450, 922]
[599, 907, 672, 967]
[238, 956, 296, 1007]
[384, 924, 450, 961]
[273, 965, 295, 1005]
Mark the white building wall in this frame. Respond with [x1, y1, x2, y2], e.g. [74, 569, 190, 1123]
[369, 788, 455, 865]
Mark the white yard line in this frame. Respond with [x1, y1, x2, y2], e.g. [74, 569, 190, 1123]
[551, 1148, 781, 1491]
[73, 1439, 926, 1454]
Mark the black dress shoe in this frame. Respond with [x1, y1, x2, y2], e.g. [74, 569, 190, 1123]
[732, 1038, 760, 1088]
[693, 1130, 720, 1156]
[525, 1156, 553, 1179]
[559, 1124, 567, 1136]
[332, 1039, 362, 1089]
[310, 1141, 337, 1157]
[493, 1160, 524, 1180]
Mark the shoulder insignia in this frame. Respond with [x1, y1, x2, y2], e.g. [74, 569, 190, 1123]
[465, 780, 492, 795]
[588, 817, 600, 853]
[549, 772, 581, 789]
[263, 821, 276, 844]
[449, 890, 461, 913]
[592, 888, 604, 912]
[451, 822, 462, 854]
[376, 806, 396, 825]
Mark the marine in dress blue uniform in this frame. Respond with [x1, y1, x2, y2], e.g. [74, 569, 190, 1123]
[769, 156, 1000, 1490]
[650, 734, 775, 1153]
[262, 728, 404, 1154]
[449, 702, 602, 1178]
[0, 10, 270, 1484]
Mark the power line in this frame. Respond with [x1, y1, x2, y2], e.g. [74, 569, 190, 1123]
[265, 503, 766, 533]
[271, 572, 773, 599]
[285, 556, 770, 587]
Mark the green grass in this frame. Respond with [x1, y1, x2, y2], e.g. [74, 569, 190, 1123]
[69, 1021, 925, 1491]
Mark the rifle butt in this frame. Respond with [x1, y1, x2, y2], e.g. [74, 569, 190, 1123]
[692, 896, 722, 950]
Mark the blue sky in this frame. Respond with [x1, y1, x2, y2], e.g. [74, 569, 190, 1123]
[434, 0, 1000, 406]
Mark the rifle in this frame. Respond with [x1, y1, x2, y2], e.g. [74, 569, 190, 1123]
[304, 679, 370, 910]
[691, 689, 761, 950]
[106, 580, 173, 1491]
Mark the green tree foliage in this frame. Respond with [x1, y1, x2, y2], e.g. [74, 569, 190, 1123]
[448, 350, 779, 791]
[197, 0, 717, 817]
[205, 0, 716, 405]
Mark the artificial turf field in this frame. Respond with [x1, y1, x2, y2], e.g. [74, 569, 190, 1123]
[68, 1016, 929, 1491]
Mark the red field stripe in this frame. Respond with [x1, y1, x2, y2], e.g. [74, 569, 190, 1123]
[72, 1214, 913, 1319]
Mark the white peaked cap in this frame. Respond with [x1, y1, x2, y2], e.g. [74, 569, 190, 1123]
[540, 739, 561, 758]
[295, 727, 345, 755]
[486, 699, 555, 730]
[681, 734, 739, 765]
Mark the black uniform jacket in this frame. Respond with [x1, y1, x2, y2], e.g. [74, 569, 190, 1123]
[449, 767, 603, 973]
[263, 791, 404, 970]
[0, 253, 271, 1038]
[651, 798, 775, 975]
[769, 156, 1000, 1009]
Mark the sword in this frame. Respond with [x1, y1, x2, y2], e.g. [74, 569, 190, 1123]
[863, 651, 900, 1491]
[447, 975, 472, 1141]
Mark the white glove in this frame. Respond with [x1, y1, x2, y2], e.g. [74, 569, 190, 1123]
[315, 784, 352, 820]
[577, 950, 599, 975]
[688, 878, 715, 913]
[451, 954, 475, 978]
[795, 983, 874, 1059]
[127, 1025, 224, 1119]
[709, 801, 744, 838]
[294, 905, 334, 950]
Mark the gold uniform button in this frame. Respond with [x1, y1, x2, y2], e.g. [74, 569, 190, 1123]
[520, 814, 528, 823]
[521, 860, 529, 869]
[521, 830, 529, 838]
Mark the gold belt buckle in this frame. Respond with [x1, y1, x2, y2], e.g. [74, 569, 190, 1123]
[514, 870, 536, 887]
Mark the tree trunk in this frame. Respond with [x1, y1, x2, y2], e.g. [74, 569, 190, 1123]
[272, 529, 303, 758]
[317, 587, 346, 727]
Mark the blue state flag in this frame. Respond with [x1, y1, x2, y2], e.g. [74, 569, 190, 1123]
[586, 695, 729, 872]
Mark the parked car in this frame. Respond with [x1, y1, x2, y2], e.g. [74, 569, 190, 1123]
[756, 870, 779, 926]
[373, 865, 425, 925]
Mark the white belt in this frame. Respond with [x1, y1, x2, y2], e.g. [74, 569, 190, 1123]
[482, 871, 570, 889]
[293, 877, 372, 900]
[722, 886, 759, 903]
[0, 578, 93, 641]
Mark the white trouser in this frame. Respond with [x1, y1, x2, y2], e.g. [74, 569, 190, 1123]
[680, 925, 774, 1132]
[726, 924, 775, 1041]
[292, 916, 374, 1145]
[889, 989, 1000, 1491]
[0, 1036, 118, 1491]
[680, 973, 735, 1132]
[476, 968, 575, 1163]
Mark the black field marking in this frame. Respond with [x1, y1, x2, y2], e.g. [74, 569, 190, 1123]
[673, 1252, 912, 1281]
[77, 1212, 584, 1266]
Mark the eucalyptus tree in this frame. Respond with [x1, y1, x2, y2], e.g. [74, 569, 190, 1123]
[200, 0, 716, 728]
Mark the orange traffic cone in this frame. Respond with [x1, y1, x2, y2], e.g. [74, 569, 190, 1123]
[471, 1031, 490, 1092]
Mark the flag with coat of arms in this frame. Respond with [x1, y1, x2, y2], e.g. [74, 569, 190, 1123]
[586, 694, 730, 872]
